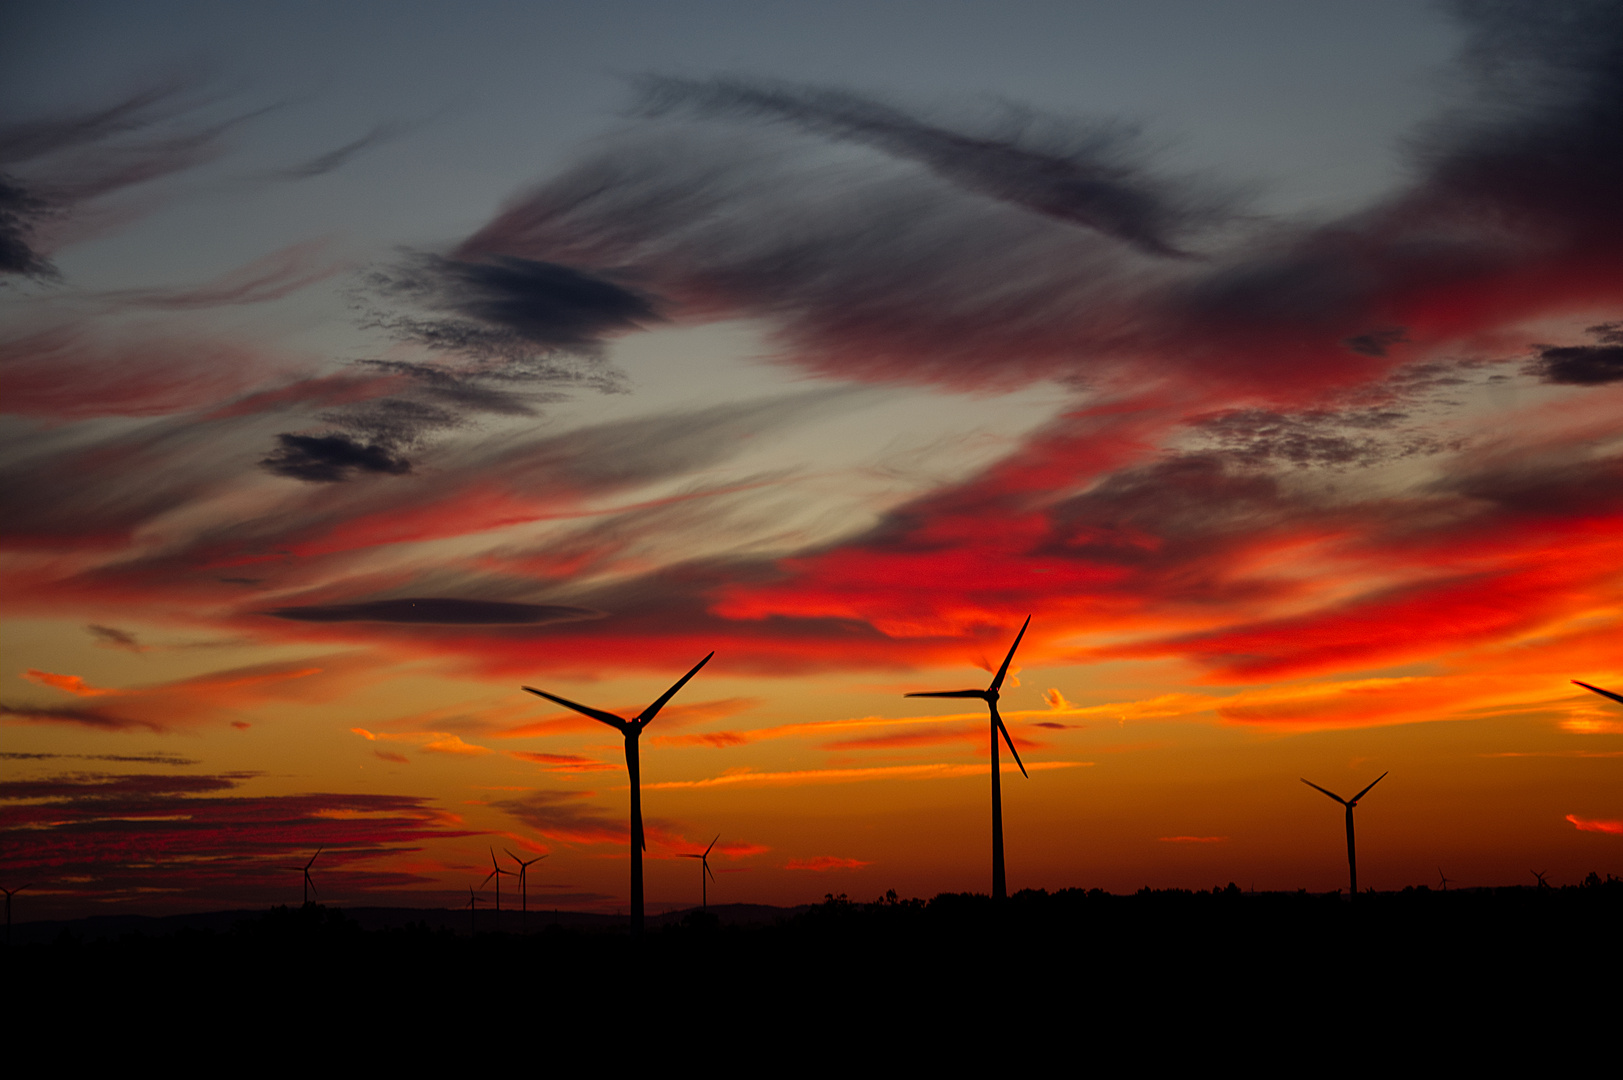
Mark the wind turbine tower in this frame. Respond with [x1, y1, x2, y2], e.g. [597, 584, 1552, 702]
[523, 652, 714, 934]
[1301, 773, 1386, 897]
[904, 616, 1032, 900]
[680, 835, 720, 909]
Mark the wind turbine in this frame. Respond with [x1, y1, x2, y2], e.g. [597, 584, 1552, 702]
[1531, 869, 1550, 890]
[3, 884, 30, 947]
[504, 849, 547, 929]
[1301, 773, 1386, 897]
[290, 847, 322, 906]
[1437, 868, 1452, 892]
[904, 616, 1031, 901]
[466, 886, 479, 935]
[1573, 680, 1623, 706]
[523, 652, 714, 934]
[679, 835, 720, 909]
[482, 847, 515, 921]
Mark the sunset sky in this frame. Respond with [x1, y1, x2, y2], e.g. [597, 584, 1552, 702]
[4, 0, 1621, 918]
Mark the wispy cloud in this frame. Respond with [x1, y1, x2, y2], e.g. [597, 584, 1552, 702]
[643, 760, 1088, 791]
[1566, 814, 1623, 836]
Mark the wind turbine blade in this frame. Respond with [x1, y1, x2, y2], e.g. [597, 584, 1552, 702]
[705, 862, 716, 883]
[305, 846, 323, 870]
[306, 876, 317, 896]
[1349, 771, 1388, 805]
[990, 615, 1031, 692]
[523, 687, 628, 729]
[1300, 778, 1348, 805]
[904, 690, 988, 699]
[705, 834, 719, 857]
[482, 869, 498, 887]
[638, 652, 714, 724]
[1574, 680, 1623, 706]
[992, 708, 1028, 778]
[504, 848, 525, 868]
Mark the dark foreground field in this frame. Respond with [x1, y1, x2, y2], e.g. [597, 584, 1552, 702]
[9, 882, 1619, 1055]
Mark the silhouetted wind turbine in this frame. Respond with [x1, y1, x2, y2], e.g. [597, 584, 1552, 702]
[504, 849, 547, 929]
[1301, 773, 1386, 897]
[466, 886, 479, 935]
[290, 847, 322, 906]
[482, 847, 514, 919]
[523, 652, 714, 934]
[1573, 680, 1623, 706]
[680, 835, 720, 909]
[905, 616, 1031, 901]
[3, 884, 30, 947]
[1437, 868, 1452, 892]
[1531, 869, 1550, 890]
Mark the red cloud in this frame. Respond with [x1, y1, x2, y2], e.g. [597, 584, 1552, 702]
[1566, 814, 1623, 836]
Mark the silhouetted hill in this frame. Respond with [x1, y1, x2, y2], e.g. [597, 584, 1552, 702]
[9, 882, 1617, 1050]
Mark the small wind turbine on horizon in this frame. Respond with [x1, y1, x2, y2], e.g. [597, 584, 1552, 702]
[904, 616, 1032, 901]
[482, 847, 515, 918]
[3, 884, 30, 947]
[1437, 868, 1452, 892]
[1531, 869, 1550, 890]
[289, 847, 322, 906]
[523, 652, 714, 934]
[1573, 680, 1623, 706]
[680, 835, 720, 909]
[1301, 773, 1386, 897]
[504, 849, 547, 929]
[466, 886, 479, 935]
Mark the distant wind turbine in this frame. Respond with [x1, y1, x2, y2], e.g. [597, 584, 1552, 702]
[523, 652, 714, 934]
[466, 886, 480, 935]
[1573, 680, 1623, 706]
[905, 616, 1032, 901]
[1531, 869, 1550, 890]
[289, 847, 322, 906]
[680, 835, 720, 909]
[1301, 773, 1386, 897]
[482, 846, 515, 918]
[3, 884, 30, 947]
[504, 849, 547, 930]
[1437, 868, 1452, 892]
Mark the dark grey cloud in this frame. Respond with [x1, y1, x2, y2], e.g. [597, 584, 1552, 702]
[0, 771, 246, 801]
[259, 432, 413, 483]
[0, 751, 199, 765]
[87, 624, 147, 652]
[1194, 406, 1464, 469]
[0, 174, 58, 277]
[489, 789, 628, 844]
[456, 128, 1158, 389]
[635, 75, 1223, 258]
[362, 253, 661, 358]
[1527, 323, 1623, 385]
[1344, 328, 1410, 358]
[272, 122, 404, 180]
[266, 598, 599, 625]
[0, 701, 157, 731]
[0, 76, 288, 280]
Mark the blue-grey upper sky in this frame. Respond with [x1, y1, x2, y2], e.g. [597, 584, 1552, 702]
[4, 0, 1465, 285]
